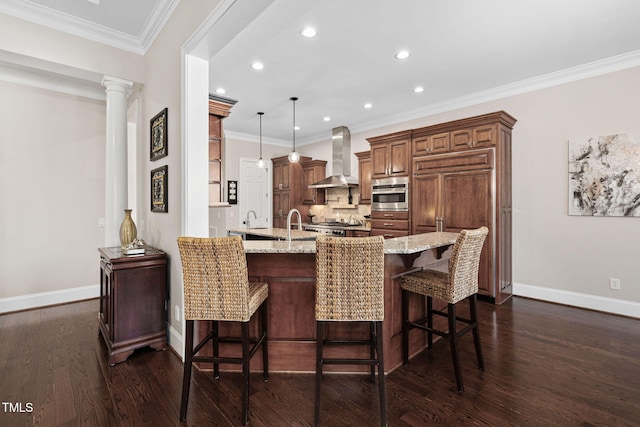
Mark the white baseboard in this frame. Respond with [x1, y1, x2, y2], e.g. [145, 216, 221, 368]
[168, 323, 184, 361]
[0, 285, 100, 314]
[513, 282, 640, 318]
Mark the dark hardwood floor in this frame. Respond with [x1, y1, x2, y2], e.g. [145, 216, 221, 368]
[1, 297, 638, 426]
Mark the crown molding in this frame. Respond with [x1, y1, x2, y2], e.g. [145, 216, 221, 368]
[347, 49, 640, 138]
[0, 62, 105, 100]
[224, 130, 290, 147]
[0, 0, 180, 55]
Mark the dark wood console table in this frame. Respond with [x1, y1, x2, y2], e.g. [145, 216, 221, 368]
[98, 246, 167, 365]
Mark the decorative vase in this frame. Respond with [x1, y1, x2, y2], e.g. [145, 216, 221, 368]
[119, 209, 137, 248]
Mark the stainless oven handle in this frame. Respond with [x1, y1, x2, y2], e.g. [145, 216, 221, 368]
[372, 188, 407, 194]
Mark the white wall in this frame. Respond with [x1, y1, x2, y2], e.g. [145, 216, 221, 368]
[140, 0, 222, 349]
[0, 80, 105, 302]
[300, 66, 640, 315]
[0, 13, 145, 84]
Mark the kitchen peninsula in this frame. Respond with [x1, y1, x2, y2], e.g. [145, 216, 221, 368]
[199, 232, 457, 374]
[227, 227, 318, 240]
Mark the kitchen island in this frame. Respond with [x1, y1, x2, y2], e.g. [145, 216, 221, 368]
[227, 227, 318, 240]
[197, 232, 457, 374]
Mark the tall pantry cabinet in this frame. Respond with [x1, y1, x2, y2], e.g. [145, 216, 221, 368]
[411, 111, 516, 304]
[368, 111, 516, 304]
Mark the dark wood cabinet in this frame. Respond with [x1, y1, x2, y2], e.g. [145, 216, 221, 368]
[412, 131, 450, 156]
[273, 190, 290, 229]
[355, 150, 372, 204]
[99, 247, 167, 365]
[208, 95, 236, 205]
[410, 112, 515, 303]
[368, 111, 516, 303]
[413, 162, 493, 294]
[272, 155, 311, 228]
[301, 159, 327, 205]
[368, 131, 411, 179]
[370, 210, 410, 239]
[346, 229, 371, 237]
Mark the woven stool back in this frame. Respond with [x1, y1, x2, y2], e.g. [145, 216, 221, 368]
[446, 226, 489, 303]
[177, 235, 252, 322]
[315, 235, 385, 321]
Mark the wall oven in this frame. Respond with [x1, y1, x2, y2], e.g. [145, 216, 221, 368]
[371, 176, 409, 211]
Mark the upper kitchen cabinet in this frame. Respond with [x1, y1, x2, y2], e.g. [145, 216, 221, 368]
[355, 151, 372, 204]
[450, 122, 498, 152]
[301, 159, 327, 205]
[412, 131, 450, 156]
[367, 130, 411, 179]
[272, 155, 311, 228]
[208, 94, 237, 205]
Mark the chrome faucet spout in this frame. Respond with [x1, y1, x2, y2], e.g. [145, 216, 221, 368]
[286, 209, 302, 241]
[246, 210, 257, 229]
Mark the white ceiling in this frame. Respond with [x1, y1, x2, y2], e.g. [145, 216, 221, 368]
[3, 0, 640, 145]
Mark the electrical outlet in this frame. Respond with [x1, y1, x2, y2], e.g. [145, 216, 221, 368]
[609, 278, 621, 290]
[175, 305, 180, 321]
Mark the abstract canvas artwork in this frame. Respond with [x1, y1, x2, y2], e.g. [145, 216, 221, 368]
[568, 134, 640, 217]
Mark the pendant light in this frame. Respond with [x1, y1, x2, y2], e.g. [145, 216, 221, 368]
[256, 112, 265, 168]
[288, 96, 300, 163]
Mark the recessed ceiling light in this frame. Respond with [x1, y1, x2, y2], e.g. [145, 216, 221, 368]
[301, 27, 317, 38]
[395, 50, 410, 60]
[251, 62, 264, 70]
[413, 86, 424, 93]
[323, 116, 331, 122]
[215, 88, 226, 94]
[364, 103, 373, 109]
[294, 126, 300, 131]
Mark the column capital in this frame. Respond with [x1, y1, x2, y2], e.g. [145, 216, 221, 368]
[101, 75, 133, 96]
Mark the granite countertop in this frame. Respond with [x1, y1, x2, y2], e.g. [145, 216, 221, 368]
[302, 222, 371, 232]
[228, 227, 318, 240]
[242, 232, 458, 255]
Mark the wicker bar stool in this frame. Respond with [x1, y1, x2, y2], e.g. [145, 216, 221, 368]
[400, 226, 488, 392]
[314, 235, 387, 427]
[177, 235, 268, 425]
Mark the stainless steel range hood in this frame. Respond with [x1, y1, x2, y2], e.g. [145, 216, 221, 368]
[308, 126, 359, 188]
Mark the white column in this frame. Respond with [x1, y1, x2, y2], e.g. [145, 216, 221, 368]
[102, 76, 133, 247]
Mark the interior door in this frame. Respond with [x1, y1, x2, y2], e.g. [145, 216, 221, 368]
[239, 158, 271, 228]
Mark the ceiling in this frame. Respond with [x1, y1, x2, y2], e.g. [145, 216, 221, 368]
[3, 0, 640, 145]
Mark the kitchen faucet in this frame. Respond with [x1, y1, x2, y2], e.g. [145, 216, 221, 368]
[246, 210, 257, 229]
[286, 209, 302, 241]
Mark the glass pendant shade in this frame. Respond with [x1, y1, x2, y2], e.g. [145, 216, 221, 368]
[289, 97, 299, 163]
[257, 112, 265, 168]
[288, 150, 300, 162]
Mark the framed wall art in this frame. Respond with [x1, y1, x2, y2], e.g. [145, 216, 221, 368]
[569, 133, 640, 217]
[151, 165, 168, 213]
[150, 108, 168, 161]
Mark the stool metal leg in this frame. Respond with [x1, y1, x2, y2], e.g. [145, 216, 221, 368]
[261, 301, 269, 382]
[180, 320, 194, 421]
[401, 289, 409, 365]
[369, 322, 376, 382]
[426, 296, 433, 349]
[241, 322, 250, 425]
[447, 303, 464, 392]
[470, 294, 484, 371]
[375, 321, 388, 427]
[314, 321, 325, 426]
[212, 320, 220, 379]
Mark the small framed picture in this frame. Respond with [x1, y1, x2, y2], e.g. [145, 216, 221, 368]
[150, 108, 168, 161]
[228, 180, 238, 204]
[151, 165, 168, 213]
